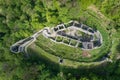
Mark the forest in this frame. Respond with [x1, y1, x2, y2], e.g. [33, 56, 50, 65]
[0, 0, 120, 80]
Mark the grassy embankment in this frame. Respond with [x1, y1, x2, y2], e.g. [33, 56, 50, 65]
[27, 37, 109, 69]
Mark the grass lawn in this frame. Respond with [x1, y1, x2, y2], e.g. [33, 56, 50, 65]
[70, 39, 77, 46]
[27, 41, 109, 69]
[76, 30, 84, 36]
[27, 43, 59, 63]
[63, 37, 70, 44]
[56, 36, 63, 42]
[35, 34, 83, 61]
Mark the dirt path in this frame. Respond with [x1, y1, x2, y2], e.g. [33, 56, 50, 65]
[87, 5, 111, 27]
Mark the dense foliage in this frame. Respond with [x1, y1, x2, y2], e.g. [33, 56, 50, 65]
[0, 0, 120, 80]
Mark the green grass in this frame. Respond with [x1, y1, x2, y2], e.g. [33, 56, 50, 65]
[63, 37, 70, 44]
[35, 34, 83, 61]
[70, 39, 77, 46]
[56, 36, 63, 42]
[76, 30, 84, 36]
[110, 39, 120, 60]
[27, 42, 57, 63]
[27, 41, 109, 69]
